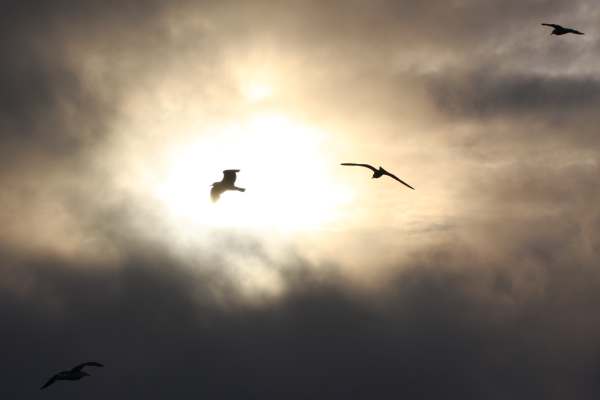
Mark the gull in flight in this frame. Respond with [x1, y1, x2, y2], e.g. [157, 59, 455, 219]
[211, 169, 246, 202]
[40, 362, 104, 390]
[341, 163, 415, 190]
[542, 23, 584, 35]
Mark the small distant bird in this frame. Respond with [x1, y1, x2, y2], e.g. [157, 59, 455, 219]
[40, 362, 104, 390]
[542, 23, 584, 35]
[341, 163, 415, 190]
[211, 169, 246, 202]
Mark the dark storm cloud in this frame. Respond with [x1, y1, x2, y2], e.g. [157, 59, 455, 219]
[2, 234, 600, 400]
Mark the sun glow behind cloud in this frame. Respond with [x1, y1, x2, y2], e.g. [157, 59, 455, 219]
[242, 82, 274, 103]
[102, 47, 441, 278]
[154, 112, 352, 233]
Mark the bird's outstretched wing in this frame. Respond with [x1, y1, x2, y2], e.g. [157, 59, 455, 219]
[381, 169, 415, 190]
[40, 375, 57, 390]
[567, 28, 584, 34]
[222, 169, 240, 185]
[71, 362, 104, 372]
[542, 23, 562, 29]
[340, 163, 377, 172]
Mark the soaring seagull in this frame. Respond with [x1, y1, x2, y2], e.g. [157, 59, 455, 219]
[542, 23, 584, 35]
[341, 163, 414, 190]
[211, 169, 246, 202]
[41, 362, 104, 390]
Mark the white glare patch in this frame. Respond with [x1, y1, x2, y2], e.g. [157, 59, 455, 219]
[154, 112, 351, 233]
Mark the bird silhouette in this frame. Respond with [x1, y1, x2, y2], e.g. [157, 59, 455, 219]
[40, 362, 104, 390]
[542, 23, 584, 35]
[341, 163, 414, 190]
[211, 169, 246, 202]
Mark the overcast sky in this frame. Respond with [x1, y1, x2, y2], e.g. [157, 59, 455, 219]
[2, 1, 600, 399]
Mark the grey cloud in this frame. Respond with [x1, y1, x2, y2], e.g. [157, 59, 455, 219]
[2, 231, 600, 400]
[0, 0, 194, 167]
[429, 68, 600, 121]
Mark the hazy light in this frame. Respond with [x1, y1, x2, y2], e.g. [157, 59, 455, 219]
[243, 82, 273, 102]
[154, 112, 351, 233]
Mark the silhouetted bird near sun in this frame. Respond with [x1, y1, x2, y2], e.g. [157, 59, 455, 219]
[211, 169, 246, 202]
[40, 362, 104, 390]
[341, 163, 415, 190]
[542, 23, 584, 35]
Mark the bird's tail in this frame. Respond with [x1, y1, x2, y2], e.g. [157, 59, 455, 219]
[234, 187, 246, 192]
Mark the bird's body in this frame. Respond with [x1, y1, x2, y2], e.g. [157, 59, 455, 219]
[53, 370, 89, 381]
[211, 169, 246, 202]
[542, 23, 584, 35]
[41, 362, 103, 390]
[341, 163, 414, 190]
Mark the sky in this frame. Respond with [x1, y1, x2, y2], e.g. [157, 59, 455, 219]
[2, 0, 600, 398]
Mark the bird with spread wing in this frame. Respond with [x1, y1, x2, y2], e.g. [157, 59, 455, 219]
[211, 169, 246, 202]
[341, 163, 414, 190]
[542, 23, 584, 35]
[41, 362, 104, 390]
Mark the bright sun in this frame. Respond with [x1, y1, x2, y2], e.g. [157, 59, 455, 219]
[154, 112, 351, 232]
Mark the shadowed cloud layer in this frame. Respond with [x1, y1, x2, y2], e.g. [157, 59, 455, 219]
[3, 234, 600, 399]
